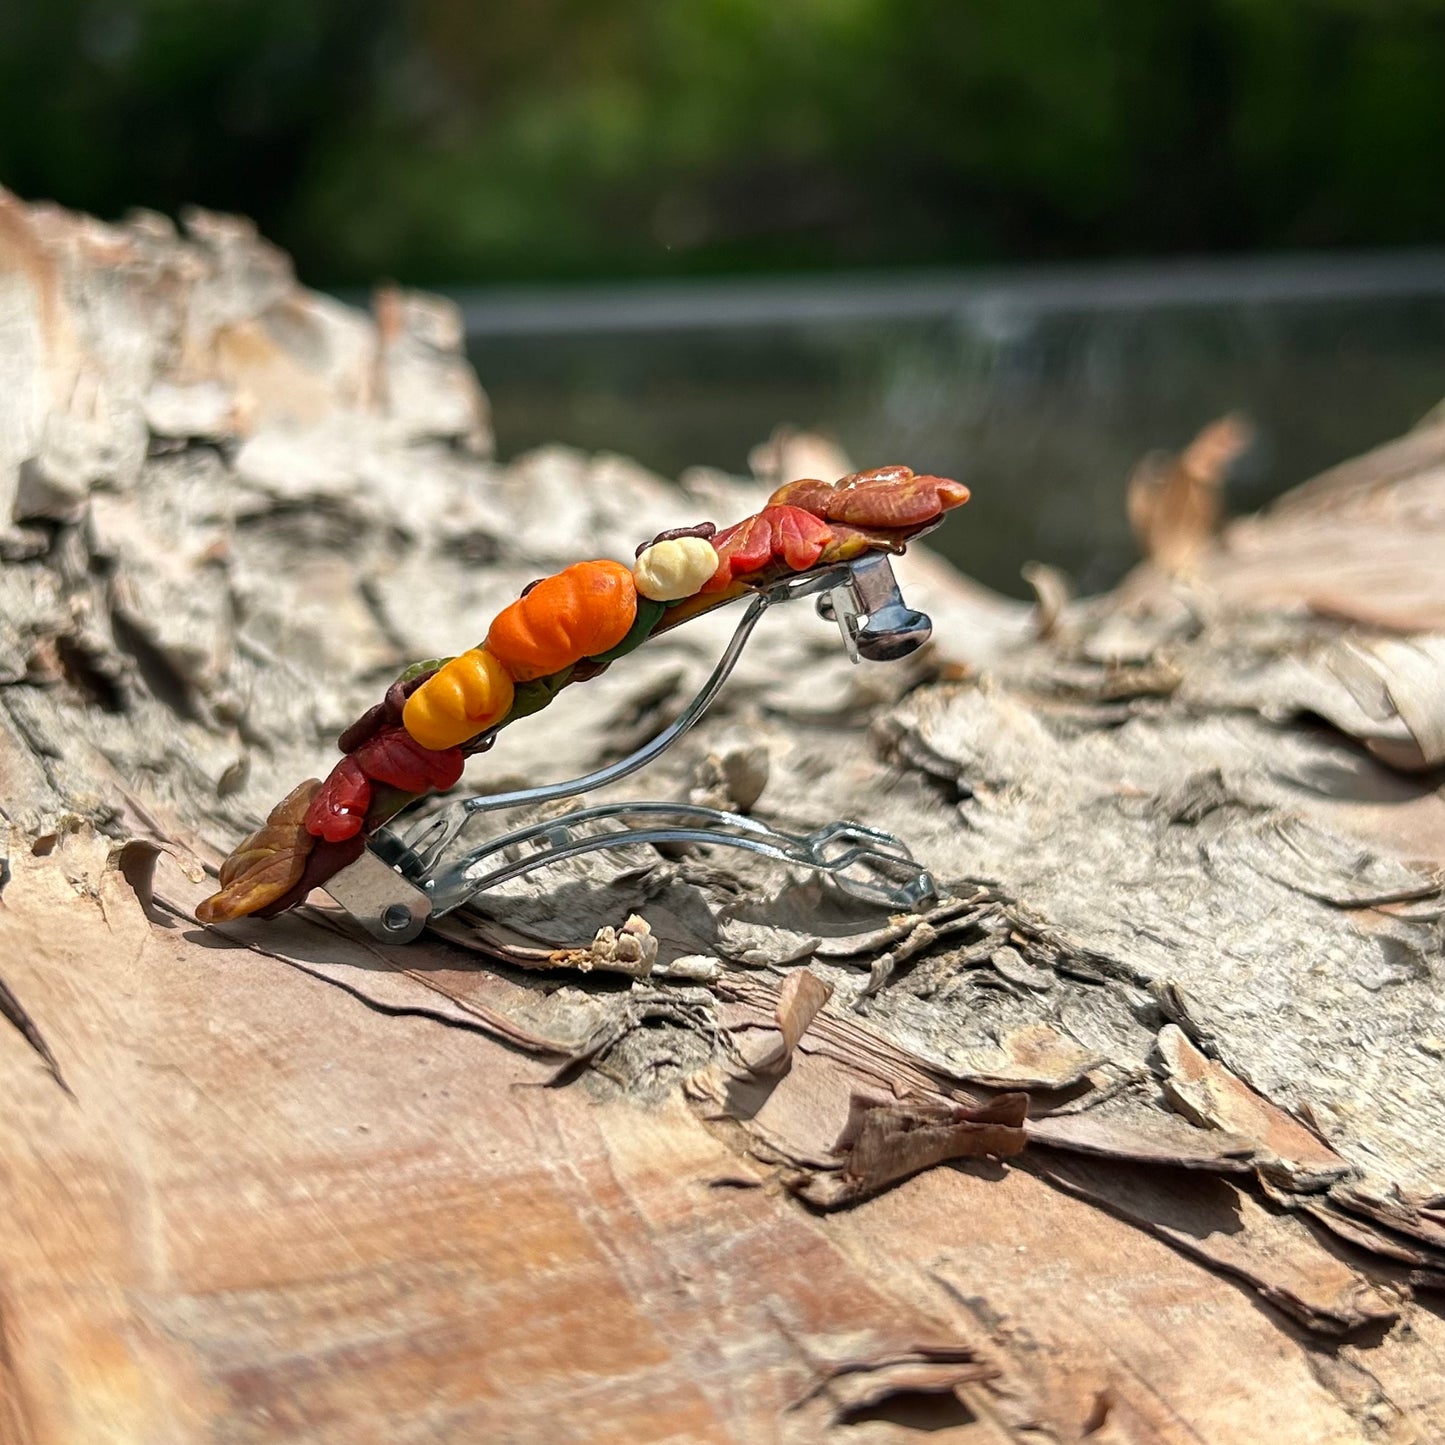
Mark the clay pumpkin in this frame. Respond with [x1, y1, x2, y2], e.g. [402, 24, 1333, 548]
[486, 560, 638, 681]
[633, 536, 720, 601]
[402, 648, 515, 751]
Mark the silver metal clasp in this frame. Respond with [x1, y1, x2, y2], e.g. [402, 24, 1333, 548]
[815, 553, 933, 663]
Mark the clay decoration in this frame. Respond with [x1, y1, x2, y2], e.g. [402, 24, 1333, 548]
[196, 465, 969, 924]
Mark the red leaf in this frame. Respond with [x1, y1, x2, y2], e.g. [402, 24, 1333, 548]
[769, 504, 831, 570]
[704, 512, 774, 591]
[351, 726, 466, 794]
[828, 471, 970, 528]
[705, 505, 833, 589]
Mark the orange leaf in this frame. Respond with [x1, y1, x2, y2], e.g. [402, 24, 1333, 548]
[196, 780, 321, 923]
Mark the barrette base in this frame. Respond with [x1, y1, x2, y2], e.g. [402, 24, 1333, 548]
[321, 844, 433, 943]
[328, 802, 935, 945]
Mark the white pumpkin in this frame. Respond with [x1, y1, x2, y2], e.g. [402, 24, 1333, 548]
[633, 535, 721, 601]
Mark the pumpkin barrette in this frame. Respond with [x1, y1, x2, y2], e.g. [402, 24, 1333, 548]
[197, 466, 970, 939]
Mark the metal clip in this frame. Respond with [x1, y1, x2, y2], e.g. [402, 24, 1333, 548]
[816, 553, 933, 662]
[323, 556, 938, 942]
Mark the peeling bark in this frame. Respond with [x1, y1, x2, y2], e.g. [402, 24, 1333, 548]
[3, 188, 1445, 1442]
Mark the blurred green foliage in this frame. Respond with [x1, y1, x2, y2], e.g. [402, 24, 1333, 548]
[2, 0, 1442, 284]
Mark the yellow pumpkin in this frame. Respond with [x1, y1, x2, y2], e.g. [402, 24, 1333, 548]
[486, 560, 637, 681]
[402, 648, 516, 751]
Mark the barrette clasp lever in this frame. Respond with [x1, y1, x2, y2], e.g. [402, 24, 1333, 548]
[816, 552, 934, 662]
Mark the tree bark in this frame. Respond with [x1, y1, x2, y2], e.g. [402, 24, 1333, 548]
[2, 188, 1444, 1443]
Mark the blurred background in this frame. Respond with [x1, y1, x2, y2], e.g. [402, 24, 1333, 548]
[5, 0, 1443, 593]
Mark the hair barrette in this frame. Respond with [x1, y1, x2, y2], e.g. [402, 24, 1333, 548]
[197, 466, 970, 940]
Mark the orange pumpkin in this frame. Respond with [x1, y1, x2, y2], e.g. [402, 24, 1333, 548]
[486, 560, 638, 682]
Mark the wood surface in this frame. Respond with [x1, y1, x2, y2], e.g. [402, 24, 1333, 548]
[2, 188, 1444, 1443]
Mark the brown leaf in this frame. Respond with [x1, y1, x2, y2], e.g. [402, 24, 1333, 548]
[766, 476, 837, 515]
[194, 779, 320, 923]
[770, 466, 971, 531]
[252, 831, 367, 919]
[827, 470, 970, 528]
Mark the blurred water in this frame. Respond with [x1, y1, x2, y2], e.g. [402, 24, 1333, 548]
[456, 255, 1445, 597]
